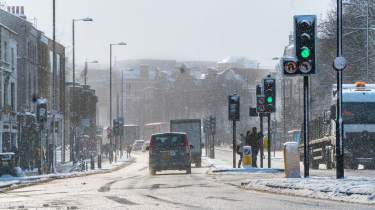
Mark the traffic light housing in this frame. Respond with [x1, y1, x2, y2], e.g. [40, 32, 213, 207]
[228, 95, 240, 121]
[256, 85, 265, 113]
[209, 116, 216, 135]
[113, 119, 119, 136]
[263, 78, 276, 113]
[294, 15, 316, 74]
[36, 98, 48, 123]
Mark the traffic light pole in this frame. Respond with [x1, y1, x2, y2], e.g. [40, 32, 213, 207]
[260, 114, 264, 168]
[267, 113, 271, 168]
[232, 120, 236, 168]
[336, 0, 344, 179]
[211, 133, 215, 159]
[303, 76, 310, 177]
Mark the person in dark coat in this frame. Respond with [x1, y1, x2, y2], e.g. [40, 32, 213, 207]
[246, 127, 262, 167]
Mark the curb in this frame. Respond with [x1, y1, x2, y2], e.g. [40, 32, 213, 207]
[0, 157, 135, 192]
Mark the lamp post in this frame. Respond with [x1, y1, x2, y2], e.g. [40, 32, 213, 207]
[71, 17, 93, 162]
[109, 42, 126, 163]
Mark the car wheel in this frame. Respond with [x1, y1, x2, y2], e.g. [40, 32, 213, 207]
[186, 167, 191, 174]
[149, 168, 156, 175]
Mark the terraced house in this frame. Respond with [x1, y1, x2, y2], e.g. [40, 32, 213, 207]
[0, 23, 17, 152]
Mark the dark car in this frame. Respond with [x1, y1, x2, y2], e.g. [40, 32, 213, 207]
[148, 132, 192, 175]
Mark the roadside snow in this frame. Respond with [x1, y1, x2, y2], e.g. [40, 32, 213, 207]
[0, 155, 133, 190]
[242, 176, 375, 204]
[203, 156, 283, 174]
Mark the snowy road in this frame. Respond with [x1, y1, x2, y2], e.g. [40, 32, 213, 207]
[0, 152, 373, 210]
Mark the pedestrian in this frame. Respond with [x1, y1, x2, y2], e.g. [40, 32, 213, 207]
[247, 127, 262, 167]
[126, 145, 132, 158]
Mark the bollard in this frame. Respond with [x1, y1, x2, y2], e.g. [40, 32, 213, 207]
[283, 142, 301, 178]
[242, 146, 252, 168]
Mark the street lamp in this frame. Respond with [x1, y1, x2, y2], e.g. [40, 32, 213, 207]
[71, 17, 93, 162]
[84, 60, 99, 85]
[109, 42, 127, 163]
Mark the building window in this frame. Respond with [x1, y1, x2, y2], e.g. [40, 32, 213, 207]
[3, 80, 7, 106]
[11, 82, 15, 111]
[11, 48, 14, 69]
[4, 41, 8, 62]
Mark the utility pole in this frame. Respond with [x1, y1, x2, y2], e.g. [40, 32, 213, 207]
[116, 92, 119, 162]
[260, 113, 264, 168]
[71, 19, 76, 163]
[52, 0, 57, 173]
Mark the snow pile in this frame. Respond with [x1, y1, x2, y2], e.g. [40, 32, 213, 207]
[242, 176, 375, 204]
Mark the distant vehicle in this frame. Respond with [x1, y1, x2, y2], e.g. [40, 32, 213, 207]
[170, 119, 202, 167]
[143, 122, 169, 142]
[133, 140, 145, 151]
[142, 141, 150, 152]
[124, 125, 140, 145]
[0, 152, 16, 176]
[148, 132, 192, 175]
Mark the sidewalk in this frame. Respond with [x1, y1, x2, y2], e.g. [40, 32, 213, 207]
[0, 154, 134, 190]
[208, 146, 284, 174]
[209, 147, 375, 205]
[242, 176, 375, 205]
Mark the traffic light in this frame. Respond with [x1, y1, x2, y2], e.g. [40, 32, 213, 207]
[209, 116, 216, 135]
[113, 118, 119, 136]
[228, 94, 240, 121]
[294, 15, 316, 74]
[256, 85, 265, 113]
[36, 98, 48, 123]
[263, 78, 276, 112]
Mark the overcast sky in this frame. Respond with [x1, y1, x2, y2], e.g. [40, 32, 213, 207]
[5, 0, 333, 67]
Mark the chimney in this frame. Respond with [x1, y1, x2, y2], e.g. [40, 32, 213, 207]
[7, 5, 27, 19]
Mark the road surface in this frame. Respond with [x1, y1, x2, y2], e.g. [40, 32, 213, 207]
[0, 152, 373, 210]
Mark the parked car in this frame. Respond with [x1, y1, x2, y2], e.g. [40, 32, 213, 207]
[148, 132, 192, 175]
[142, 141, 150, 152]
[132, 140, 145, 151]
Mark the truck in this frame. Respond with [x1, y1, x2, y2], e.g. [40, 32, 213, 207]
[170, 119, 202, 167]
[124, 124, 140, 145]
[300, 82, 375, 170]
[143, 122, 169, 142]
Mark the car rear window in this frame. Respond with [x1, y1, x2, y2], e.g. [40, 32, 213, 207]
[152, 134, 185, 149]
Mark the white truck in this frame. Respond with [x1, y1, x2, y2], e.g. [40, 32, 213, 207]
[302, 82, 375, 169]
[170, 119, 202, 167]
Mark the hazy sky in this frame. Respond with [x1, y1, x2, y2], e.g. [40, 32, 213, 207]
[5, 0, 333, 67]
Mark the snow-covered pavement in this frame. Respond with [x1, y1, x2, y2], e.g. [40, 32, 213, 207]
[242, 176, 375, 204]
[212, 146, 375, 205]
[0, 155, 133, 190]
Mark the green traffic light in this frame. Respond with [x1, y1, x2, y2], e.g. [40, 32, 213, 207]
[301, 47, 311, 59]
[266, 96, 273, 103]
